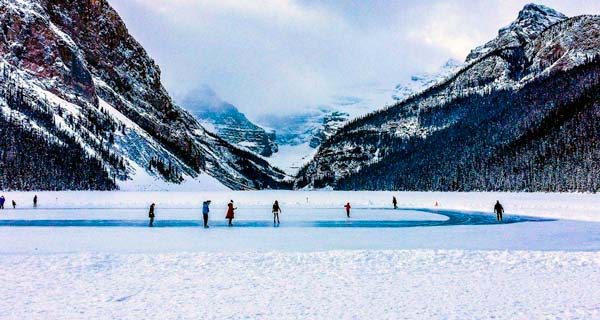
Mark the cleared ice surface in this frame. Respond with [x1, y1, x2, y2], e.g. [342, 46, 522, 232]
[0, 207, 597, 254]
[2, 190, 600, 221]
[0, 208, 447, 222]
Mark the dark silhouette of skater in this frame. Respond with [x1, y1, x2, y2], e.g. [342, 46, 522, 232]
[272, 200, 281, 224]
[226, 200, 237, 226]
[344, 202, 351, 218]
[148, 203, 155, 227]
[0, 195, 5, 209]
[494, 201, 504, 222]
[12, 200, 16, 209]
[33, 195, 38, 207]
[202, 200, 211, 228]
[392, 196, 398, 209]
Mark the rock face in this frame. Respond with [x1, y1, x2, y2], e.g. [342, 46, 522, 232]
[308, 111, 350, 148]
[257, 108, 350, 149]
[466, 3, 567, 62]
[0, 0, 289, 190]
[180, 87, 277, 157]
[296, 5, 600, 192]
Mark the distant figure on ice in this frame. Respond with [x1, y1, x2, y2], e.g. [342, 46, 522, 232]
[148, 203, 156, 227]
[392, 196, 398, 209]
[226, 200, 237, 226]
[494, 201, 504, 222]
[344, 202, 351, 218]
[12, 200, 16, 209]
[0, 195, 5, 209]
[202, 200, 211, 228]
[33, 195, 38, 207]
[272, 200, 281, 224]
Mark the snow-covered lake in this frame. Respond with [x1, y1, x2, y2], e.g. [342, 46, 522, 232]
[1, 191, 599, 319]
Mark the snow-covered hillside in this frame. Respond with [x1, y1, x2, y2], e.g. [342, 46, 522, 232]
[297, 4, 600, 192]
[0, 0, 289, 191]
[178, 86, 278, 157]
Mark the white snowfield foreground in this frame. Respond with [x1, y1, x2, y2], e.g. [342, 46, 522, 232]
[1, 191, 600, 319]
[0, 251, 599, 319]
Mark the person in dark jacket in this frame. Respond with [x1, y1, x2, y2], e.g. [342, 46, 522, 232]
[33, 195, 38, 207]
[148, 203, 156, 227]
[494, 201, 504, 222]
[225, 200, 236, 226]
[0, 195, 5, 209]
[392, 196, 398, 209]
[344, 202, 351, 218]
[272, 200, 281, 224]
[12, 200, 16, 209]
[202, 200, 211, 228]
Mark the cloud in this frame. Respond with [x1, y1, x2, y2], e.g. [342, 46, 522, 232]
[109, 0, 600, 118]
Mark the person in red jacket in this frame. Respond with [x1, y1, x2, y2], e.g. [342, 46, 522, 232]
[226, 200, 237, 226]
[344, 202, 351, 218]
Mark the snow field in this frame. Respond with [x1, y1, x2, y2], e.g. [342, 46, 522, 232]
[0, 250, 599, 319]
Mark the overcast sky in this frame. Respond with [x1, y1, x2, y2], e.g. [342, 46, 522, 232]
[109, 0, 600, 118]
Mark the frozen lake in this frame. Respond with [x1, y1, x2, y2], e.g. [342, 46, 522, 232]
[1, 206, 597, 253]
[1, 192, 600, 319]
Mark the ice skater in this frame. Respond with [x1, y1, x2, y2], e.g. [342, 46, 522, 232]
[33, 195, 38, 207]
[392, 196, 398, 209]
[272, 200, 281, 224]
[344, 202, 351, 218]
[12, 200, 16, 209]
[226, 200, 237, 226]
[202, 200, 211, 228]
[494, 200, 504, 222]
[148, 203, 156, 227]
[0, 195, 5, 209]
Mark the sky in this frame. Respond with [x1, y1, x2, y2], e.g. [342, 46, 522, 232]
[109, 0, 600, 118]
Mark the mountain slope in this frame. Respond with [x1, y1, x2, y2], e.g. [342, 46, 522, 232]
[296, 5, 600, 192]
[0, 0, 289, 190]
[179, 87, 277, 157]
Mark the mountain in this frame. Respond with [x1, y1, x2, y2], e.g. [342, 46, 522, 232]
[466, 3, 567, 62]
[179, 86, 277, 157]
[296, 4, 600, 192]
[0, 0, 289, 190]
[392, 59, 463, 102]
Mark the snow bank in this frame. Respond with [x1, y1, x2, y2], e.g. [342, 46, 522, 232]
[0, 250, 598, 319]
[1, 191, 600, 221]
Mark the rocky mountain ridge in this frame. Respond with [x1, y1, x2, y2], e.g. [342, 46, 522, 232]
[0, 0, 289, 190]
[295, 4, 600, 192]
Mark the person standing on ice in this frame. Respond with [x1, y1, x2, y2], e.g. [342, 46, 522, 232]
[226, 200, 237, 226]
[202, 200, 211, 228]
[344, 202, 351, 218]
[12, 200, 16, 209]
[148, 203, 156, 227]
[33, 195, 38, 207]
[392, 196, 398, 209]
[0, 195, 5, 209]
[272, 200, 281, 224]
[494, 201, 504, 222]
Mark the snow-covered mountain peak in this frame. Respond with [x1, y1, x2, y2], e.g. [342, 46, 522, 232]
[393, 58, 463, 102]
[466, 3, 567, 62]
[500, 3, 566, 36]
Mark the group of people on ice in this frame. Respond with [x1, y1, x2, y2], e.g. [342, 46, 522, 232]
[146, 197, 506, 227]
[0, 195, 37, 209]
